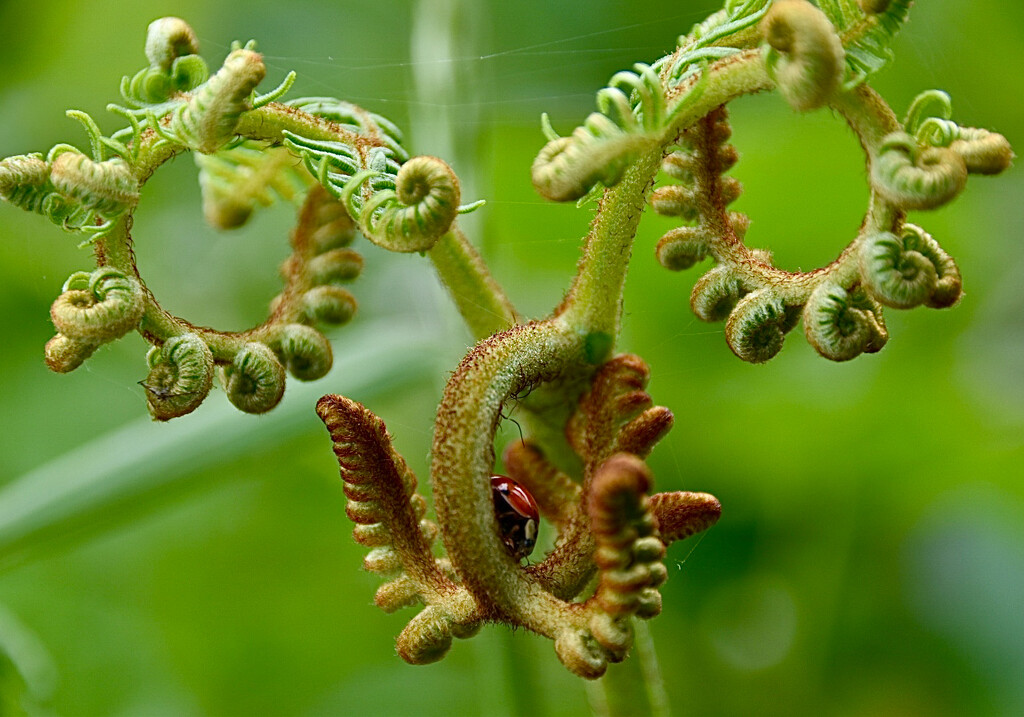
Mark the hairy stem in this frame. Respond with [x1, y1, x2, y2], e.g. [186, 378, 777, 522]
[429, 226, 520, 339]
[698, 83, 904, 305]
[432, 320, 589, 629]
[236, 102, 375, 146]
[557, 148, 663, 340]
[664, 49, 773, 136]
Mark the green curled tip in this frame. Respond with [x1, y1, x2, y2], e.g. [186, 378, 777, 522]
[690, 265, 746, 322]
[145, 17, 199, 71]
[655, 226, 710, 271]
[539, 112, 560, 142]
[871, 132, 967, 211]
[220, 342, 286, 414]
[49, 267, 145, 345]
[951, 127, 1014, 176]
[353, 156, 461, 253]
[302, 285, 357, 326]
[762, 0, 845, 112]
[803, 282, 888, 362]
[253, 71, 296, 108]
[305, 248, 364, 286]
[49, 152, 139, 216]
[44, 333, 99, 374]
[724, 289, 798, 363]
[859, 226, 961, 310]
[0, 154, 52, 212]
[269, 324, 333, 381]
[173, 48, 266, 154]
[143, 334, 215, 421]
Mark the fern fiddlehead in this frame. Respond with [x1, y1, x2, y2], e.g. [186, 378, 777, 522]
[638, 1, 1012, 365]
[1, 1, 1011, 688]
[0, 17, 498, 419]
[320, 0, 1005, 680]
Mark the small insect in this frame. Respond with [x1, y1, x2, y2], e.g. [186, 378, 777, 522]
[490, 475, 540, 562]
[137, 380, 197, 400]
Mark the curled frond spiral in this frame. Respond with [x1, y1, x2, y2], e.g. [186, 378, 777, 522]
[137, 183, 362, 419]
[267, 324, 333, 382]
[762, 0, 845, 112]
[860, 224, 962, 309]
[650, 38, 1008, 366]
[871, 132, 967, 210]
[142, 334, 215, 421]
[0, 10, 403, 419]
[281, 101, 473, 253]
[220, 342, 287, 414]
[172, 48, 266, 154]
[341, 156, 461, 253]
[49, 267, 145, 346]
[280, 97, 407, 210]
[530, 59, 709, 202]
[49, 151, 139, 216]
[144, 17, 199, 71]
[45, 268, 144, 373]
[802, 282, 888, 361]
[318, 340, 720, 679]
[724, 289, 800, 364]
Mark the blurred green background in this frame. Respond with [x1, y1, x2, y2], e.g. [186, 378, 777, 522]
[0, 0, 1021, 714]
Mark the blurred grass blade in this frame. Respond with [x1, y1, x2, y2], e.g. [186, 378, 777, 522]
[0, 319, 439, 570]
[0, 602, 58, 701]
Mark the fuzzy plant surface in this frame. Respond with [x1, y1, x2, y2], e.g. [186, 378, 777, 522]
[0, 0, 1015, 705]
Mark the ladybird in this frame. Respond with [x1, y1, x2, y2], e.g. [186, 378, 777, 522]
[490, 475, 540, 561]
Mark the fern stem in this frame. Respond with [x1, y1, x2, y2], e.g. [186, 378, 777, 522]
[556, 148, 663, 342]
[429, 226, 520, 339]
[634, 620, 670, 717]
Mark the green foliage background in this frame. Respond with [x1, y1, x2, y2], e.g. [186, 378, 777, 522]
[0, 0, 1021, 714]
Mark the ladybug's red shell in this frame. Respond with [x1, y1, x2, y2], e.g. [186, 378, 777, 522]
[490, 475, 539, 561]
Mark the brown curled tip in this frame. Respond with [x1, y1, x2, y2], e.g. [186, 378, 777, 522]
[615, 406, 674, 458]
[588, 453, 653, 543]
[648, 491, 721, 544]
[315, 394, 446, 590]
